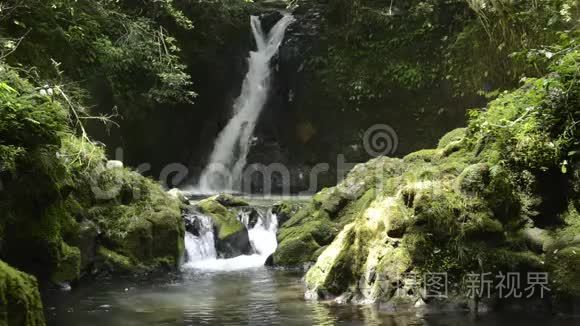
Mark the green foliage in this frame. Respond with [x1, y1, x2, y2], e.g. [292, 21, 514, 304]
[450, 0, 579, 94]
[467, 50, 579, 172]
[0, 70, 67, 147]
[1, 0, 195, 118]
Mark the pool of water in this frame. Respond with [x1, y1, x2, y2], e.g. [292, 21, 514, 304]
[44, 268, 577, 325]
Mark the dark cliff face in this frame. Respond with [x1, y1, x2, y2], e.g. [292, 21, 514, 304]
[91, 1, 482, 193]
[245, 2, 483, 194]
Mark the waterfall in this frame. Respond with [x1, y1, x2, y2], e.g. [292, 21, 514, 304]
[182, 209, 279, 271]
[183, 214, 216, 262]
[198, 14, 294, 193]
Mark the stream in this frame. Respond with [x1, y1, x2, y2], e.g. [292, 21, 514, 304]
[43, 196, 577, 325]
[43, 268, 576, 326]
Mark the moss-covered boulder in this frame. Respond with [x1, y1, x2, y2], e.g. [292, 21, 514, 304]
[195, 196, 251, 258]
[302, 52, 580, 310]
[273, 157, 403, 267]
[85, 167, 186, 273]
[0, 261, 45, 326]
[212, 193, 249, 207]
[271, 200, 305, 226]
[0, 65, 187, 285]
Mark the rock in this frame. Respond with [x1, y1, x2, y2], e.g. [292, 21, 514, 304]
[184, 214, 203, 236]
[273, 158, 402, 267]
[74, 220, 99, 272]
[106, 160, 123, 169]
[87, 168, 186, 272]
[455, 163, 490, 196]
[212, 193, 249, 207]
[437, 128, 466, 149]
[95, 246, 142, 275]
[260, 11, 284, 34]
[51, 242, 81, 284]
[305, 194, 412, 302]
[265, 254, 274, 266]
[0, 260, 45, 326]
[196, 197, 251, 258]
[167, 188, 188, 204]
[272, 200, 303, 226]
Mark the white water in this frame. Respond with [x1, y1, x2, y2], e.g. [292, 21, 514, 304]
[197, 14, 294, 193]
[183, 215, 216, 261]
[182, 209, 278, 272]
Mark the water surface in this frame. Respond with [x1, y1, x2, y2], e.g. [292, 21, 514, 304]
[44, 268, 577, 325]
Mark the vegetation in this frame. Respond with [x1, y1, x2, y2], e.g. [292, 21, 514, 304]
[0, 0, 578, 322]
[298, 49, 579, 309]
[0, 260, 44, 326]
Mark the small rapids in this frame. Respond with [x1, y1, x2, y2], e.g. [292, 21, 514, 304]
[181, 208, 278, 272]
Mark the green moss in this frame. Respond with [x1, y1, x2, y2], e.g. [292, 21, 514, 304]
[197, 198, 243, 240]
[455, 163, 490, 196]
[438, 128, 467, 149]
[96, 246, 141, 274]
[403, 149, 440, 163]
[274, 183, 378, 267]
[84, 167, 185, 269]
[212, 193, 249, 207]
[0, 260, 45, 326]
[51, 243, 81, 284]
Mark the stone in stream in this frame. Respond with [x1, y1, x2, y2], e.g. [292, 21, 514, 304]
[194, 196, 252, 258]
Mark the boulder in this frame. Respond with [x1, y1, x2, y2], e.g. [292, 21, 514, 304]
[212, 193, 249, 207]
[196, 197, 251, 258]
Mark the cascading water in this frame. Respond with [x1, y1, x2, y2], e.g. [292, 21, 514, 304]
[183, 215, 216, 262]
[197, 14, 294, 193]
[182, 208, 278, 271]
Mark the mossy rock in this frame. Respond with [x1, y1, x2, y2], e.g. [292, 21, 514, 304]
[212, 193, 249, 207]
[272, 200, 304, 226]
[274, 189, 374, 267]
[0, 260, 45, 326]
[274, 159, 399, 267]
[51, 242, 81, 284]
[197, 198, 244, 239]
[403, 149, 440, 163]
[96, 246, 143, 274]
[196, 197, 251, 257]
[438, 128, 466, 149]
[455, 163, 490, 196]
[85, 168, 185, 271]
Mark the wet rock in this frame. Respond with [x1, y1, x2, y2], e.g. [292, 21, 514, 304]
[196, 197, 252, 258]
[265, 254, 274, 266]
[184, 214, 203, 236]
[167, 188, 188, 204]
[239, 207, 261, 229]
[213, 193, 249, 207]
[272, 200, 303, 226]
[260, 11, 284, 34]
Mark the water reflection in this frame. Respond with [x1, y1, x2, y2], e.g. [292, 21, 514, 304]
[45, 268, 577, 326]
